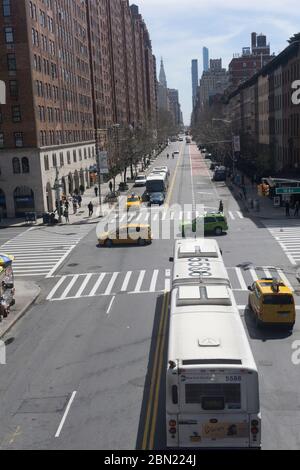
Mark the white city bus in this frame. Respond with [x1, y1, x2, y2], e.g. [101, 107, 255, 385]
[146, 173, 169, 194]
[166, 239, 261, 449]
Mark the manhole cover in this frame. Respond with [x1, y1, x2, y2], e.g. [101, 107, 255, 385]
[17, 396, 70, 414]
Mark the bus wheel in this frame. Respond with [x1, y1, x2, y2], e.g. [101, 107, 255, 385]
[214, 227, 223, 236]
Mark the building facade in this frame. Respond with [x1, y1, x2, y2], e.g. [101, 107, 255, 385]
[199, 58, 229, 107]
[191, 59, 198, 108]
[226, 39, 300, 176]
[203, 47, 209, 72]
[0, 0, 157, 217]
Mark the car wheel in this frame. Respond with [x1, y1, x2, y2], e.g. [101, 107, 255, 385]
[138, 238, 146, 246]
[214, 227, 223, 236]
[105, 239, 113, 247]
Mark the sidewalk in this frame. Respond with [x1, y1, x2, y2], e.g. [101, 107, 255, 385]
[229, 174, 294, 220]
[0, 280, 40, 338]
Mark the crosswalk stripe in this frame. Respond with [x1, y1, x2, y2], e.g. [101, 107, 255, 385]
[47, 266, 297, 302]
[75, 274, 93, 298]
[277, 269, 294, 291]
[249, 269, 258, 282]
[121, 271, 132, 291]
[228, 211, 235, 220]
[89, 273, 106, 297]
[104, 272, 119, 296]
[134, 270, 146, 292]
[237, 211, 244, 219]
[235, 268, 247, 290]
[61, 275, 79, 299]
[149, 270, 159, 292]
[47, 276, 67, 300]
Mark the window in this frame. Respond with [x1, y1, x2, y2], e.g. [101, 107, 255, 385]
[185, 384, 241, 410]
[3, 0, 11, 17]
[12, 105, 21, 122]
[12, 157, 21, 174]
[59, 152, 64, 167]
[7, 53, 16, 71]
[4, 27, 14, 44]
[44, 155, 49, 171]
[0, 132, 4, 148]
[14, 132, 23, 147]
[52, 153, 57, 167]
[9, 80, 18, 97]
[22, 157, 30, 174]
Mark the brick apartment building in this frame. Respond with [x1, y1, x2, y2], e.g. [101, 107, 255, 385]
[226, 39, 300, 176]
[0, 0, 157, 218]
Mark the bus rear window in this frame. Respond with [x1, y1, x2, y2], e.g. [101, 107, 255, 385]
[185, 384, 241, 410]
[263, 294, 294, 305]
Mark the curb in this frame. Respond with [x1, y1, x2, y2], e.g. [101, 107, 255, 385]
[0, 285, 41, 339]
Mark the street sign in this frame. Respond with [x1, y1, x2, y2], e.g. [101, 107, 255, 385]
[98, 151, 109, 174]
[276, 187, 300, 195]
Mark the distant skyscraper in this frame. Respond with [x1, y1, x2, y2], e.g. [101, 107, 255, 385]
[159, 58, 167, 88]
[203, 47, 209, 72]
[191, 59, 199, 108]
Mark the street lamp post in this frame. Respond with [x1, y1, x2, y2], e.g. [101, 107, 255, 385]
[54, 166, 62, 224]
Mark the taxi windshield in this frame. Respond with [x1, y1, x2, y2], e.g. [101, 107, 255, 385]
[127, 197, 139, 202]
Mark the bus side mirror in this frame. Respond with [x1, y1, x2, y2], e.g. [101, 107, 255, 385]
[169, 257, 174, 262]
[172, 385, 178, 405]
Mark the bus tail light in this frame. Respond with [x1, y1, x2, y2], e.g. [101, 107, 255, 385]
[168, 420, 177, 438]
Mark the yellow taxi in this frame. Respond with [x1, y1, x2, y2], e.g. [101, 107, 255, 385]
[248, 278, 295, 330]
[98, 224, 152, 247]
[126, 194, 142, 212]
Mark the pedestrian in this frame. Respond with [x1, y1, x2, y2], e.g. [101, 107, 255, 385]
[219, 200, 224, 213]
[73, 201, 77, 215]
[63, 208, 69, 223]
[65, 200, 69, 210]
[294, 200, 300, 217]
[109, 181, 113, 193]
[88, 201, 94, 217]
[79, 185, 85, 195]
[77, 195, 82, 208]
[94, 186, 98, 198]
[285, 201, 290, 217]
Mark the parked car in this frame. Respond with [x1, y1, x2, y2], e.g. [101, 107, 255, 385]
[213, 166, 227, 181]
[134, 174, 147, 187]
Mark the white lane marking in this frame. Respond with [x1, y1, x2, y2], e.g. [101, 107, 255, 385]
[75, 274, 93, 298]
[121, 271, 132, 291]
[153, 214, 159, 221]
[249, 269, 258, 282]
[228, 211, 235, 220]
[104, 272, 119, 296]
[237, 211, 244, 219]
[235, 268, 247, 291]
[165, 278, 171, 292]
[165, 269, 171, 277]
[47, 276, 67, 300]
[106, 296, 116, 315]
[55, 391, 77, 438]
[277, 269, 294, 291]
[61, 275, 79, 299]
[89, 273, 106, 297]
[263, 268, 272, 278]
[46, 246, 75, 279]
[149, 270, 159, 292]
[134, 270, 146, 292]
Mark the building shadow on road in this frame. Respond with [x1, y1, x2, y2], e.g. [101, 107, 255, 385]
[135, 293, 169, 450]
[243, 306, 293, 341]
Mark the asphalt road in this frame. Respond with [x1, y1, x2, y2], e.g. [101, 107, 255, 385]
[1, 141, 300, 450]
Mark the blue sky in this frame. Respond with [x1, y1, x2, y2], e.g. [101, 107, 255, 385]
[135, 0, 300, 124]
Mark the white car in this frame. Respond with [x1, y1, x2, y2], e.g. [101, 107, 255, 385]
[153, 166, 170, 175]
[134, 174, 147, 187]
